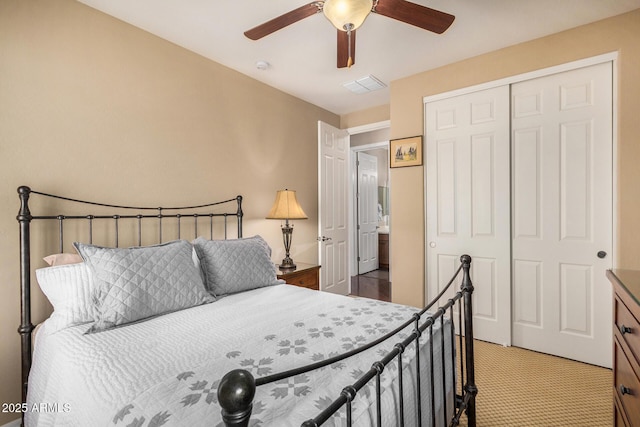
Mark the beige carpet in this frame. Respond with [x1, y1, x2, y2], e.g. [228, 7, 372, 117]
[457, 340, 612, 427]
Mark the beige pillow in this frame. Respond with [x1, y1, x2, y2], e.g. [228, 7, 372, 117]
[43, 253, 83, 266]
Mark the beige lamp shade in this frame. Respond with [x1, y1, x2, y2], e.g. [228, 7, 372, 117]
[266, 189, 308, 220]
[323, 0, 373, 31]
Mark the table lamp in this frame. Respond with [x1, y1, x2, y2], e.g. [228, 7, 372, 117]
[266, 189, 308, 269]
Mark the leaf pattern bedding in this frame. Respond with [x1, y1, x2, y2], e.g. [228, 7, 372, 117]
[27, 285, 454, 427]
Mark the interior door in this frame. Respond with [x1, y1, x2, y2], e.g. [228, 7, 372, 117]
[318, 121, 350, 295]
[357, 152, 379, 274]
[425, 86, 512, 346]
[511, 62, 613, 367]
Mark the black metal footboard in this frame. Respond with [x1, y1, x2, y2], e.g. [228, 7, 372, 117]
[218, 255, 477, 427]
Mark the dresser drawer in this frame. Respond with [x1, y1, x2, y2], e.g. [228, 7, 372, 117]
[614, 338, 640, 425]
[615, 297, 640, 369]
[615, 393, 629, 427]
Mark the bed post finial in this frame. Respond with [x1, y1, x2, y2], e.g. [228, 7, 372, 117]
[18, 186, 31, 215]
[460, 255, 472, 291]
[17, 186, 34, 410]
[236, 195, 243, 238]
[218, 369, 255, 427]
[460, 254, 477, 427]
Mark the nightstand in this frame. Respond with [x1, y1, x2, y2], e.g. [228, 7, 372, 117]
[277, 263, 320, 291]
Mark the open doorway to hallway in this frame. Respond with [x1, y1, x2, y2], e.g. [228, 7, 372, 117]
[349, 127, 391, 302]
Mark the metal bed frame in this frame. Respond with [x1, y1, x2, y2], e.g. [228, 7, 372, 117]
[217, 255, 477, 427]
[16, 186, 243, 412]
[17, 185, 477, 427]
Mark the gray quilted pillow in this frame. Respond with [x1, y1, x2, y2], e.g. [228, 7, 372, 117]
[74, 240, 214, 333]
[193, 235, 282, 296]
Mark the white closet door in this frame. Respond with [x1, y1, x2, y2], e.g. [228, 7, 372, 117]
[357, 152, 379, 274]
[426, 86, 512, 346]
[511, 62, 613, 367]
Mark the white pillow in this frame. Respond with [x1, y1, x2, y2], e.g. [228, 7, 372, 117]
[36, 263, 96, 332]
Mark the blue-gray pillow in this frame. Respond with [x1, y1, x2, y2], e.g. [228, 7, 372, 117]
[74, 240, 214, 333]
[193, 235, 282, 296]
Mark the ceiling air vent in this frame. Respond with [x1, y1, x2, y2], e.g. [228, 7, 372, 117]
[342, 75, 387, 94]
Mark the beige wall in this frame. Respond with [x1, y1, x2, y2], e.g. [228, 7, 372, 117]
[389, 9, 640, 306]
[341, 104, 390, 129]
[0, 0, 339, 423]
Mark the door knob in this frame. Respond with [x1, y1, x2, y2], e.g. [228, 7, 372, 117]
[317, 236, 332, 242]
[597, 251, 607, 259]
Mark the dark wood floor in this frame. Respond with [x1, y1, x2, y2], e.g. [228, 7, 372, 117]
[350, 268, 391, 302]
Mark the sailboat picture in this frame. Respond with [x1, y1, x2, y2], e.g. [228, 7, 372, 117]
[390, 136, 423, 168]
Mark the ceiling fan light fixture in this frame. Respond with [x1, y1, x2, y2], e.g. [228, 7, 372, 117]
[323, 0, 373, 31]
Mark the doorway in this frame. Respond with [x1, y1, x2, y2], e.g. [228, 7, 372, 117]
[350, 128, 391, 302]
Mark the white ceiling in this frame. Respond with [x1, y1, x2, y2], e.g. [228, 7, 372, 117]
[77, 0, 640, 115]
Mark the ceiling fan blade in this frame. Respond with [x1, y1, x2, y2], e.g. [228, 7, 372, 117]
[244, 3, 322, 40]
[374, 0, 455, 34]
[337, 29, 356, 68]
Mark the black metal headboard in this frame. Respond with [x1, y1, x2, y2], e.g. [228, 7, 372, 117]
[16, 185, 243, 405]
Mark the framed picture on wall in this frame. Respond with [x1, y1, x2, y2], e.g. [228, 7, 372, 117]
[390, 136, 423, 168]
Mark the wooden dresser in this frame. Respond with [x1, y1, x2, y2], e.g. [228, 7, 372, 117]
[607, 269, 640, 426]
[277, 263, 320, 291]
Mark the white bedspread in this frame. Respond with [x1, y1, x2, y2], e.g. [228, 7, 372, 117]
[27, 285, 454, 427]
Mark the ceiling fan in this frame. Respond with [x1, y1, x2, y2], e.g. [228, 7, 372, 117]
[244, 0, 455, 69]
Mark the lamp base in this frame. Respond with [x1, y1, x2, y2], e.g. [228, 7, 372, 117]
[278, 221, 296, 270]
[279, 257, 296, 270]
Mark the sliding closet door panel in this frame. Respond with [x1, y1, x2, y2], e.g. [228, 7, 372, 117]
[513, 259, 542, 326]
[426, 86, 511, 346]
[559, 263, 592, 336]
[560, 121, 591, 240]
[472, 257, 497, 320]
[471, 134, 496, 237]
[435, 253, 461, 304]
[436, 139, 457, 236]
[511, 62, 612, 368]
[513, 128, 541, 239]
